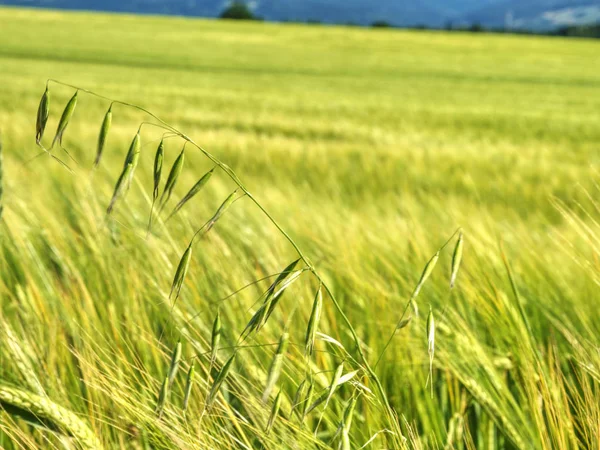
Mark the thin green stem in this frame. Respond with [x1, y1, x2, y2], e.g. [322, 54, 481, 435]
[47, 80, 403, 441]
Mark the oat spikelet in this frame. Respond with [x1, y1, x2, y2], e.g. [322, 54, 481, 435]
[35, 86, 50, 145]
[169, 244, 193, 301]
[450, 231, 464, 288]
[167, 339, 182, 387]
[341, 396, 358, 450]
[51, 91, 77, 149]
[426, 307, 435, 397]
[106, 163, 133, 215]
[94, 105, 112, 167]
[156, 376, 169, 418]
[123, 132, 141, 187]
[159, 146, 185, 210]
[262, 327, 289, 402]
[210, 311, 221, 366]
[305, 287, 323, 356]
[166, 168, 214, 222]
[265, 389, 282, 434]
[207, 353, 236, 408]
[182, 363, 195, 412]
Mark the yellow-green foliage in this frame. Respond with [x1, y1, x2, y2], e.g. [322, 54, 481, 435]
[0, 6, 599, 450]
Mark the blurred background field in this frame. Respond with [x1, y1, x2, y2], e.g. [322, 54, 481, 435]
[0, 6, 599, 449]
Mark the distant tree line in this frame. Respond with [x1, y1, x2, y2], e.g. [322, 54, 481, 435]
[218, 1, 600, 39]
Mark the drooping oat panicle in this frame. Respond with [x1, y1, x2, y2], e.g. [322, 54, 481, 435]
[51, 91, 78, 149]
[166, 168, 214, 222]
[426, 307, 435, 397]
[106, 163, 133, 215]
[159, 146, 185, 210]
[305, 287, 323, 356]
[207, 353, 236, 408]
[167, 339, 182, 387]
[94, 105, 112, 167]
[290, 380, 307, 420]
[450, 231, 464, 288]
[35, 86, 50, 145]
[182, 362, 195, 412]
[265, 389, 283, 434]
[156, 376, 169, 418]
[262, 328, 289, 402]
[0, 385, 102, 449]
[210, 311, 221, 365]
[169, 244, 192, 300]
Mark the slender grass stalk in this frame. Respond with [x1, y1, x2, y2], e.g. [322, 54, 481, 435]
[42, 80, 443, 444]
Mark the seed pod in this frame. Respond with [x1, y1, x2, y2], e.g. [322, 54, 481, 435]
[262, 328, 289, 402]
[412, 251, 440, 300]
[166, 168, 214, 221]
[167, 339, 182, 387]
[450, 232, 464, 288]
[106, 163, 133, 215]
[305, 287, 323, 356]
[152, 139, 165, 201]
[182, 362, 195, 412]
[36, 86, 50, 145]
[51, 91, 78, 149]
[265, 389, 282, 434]
[156, 376, 169, 418]
[159, 147, 185, 209]
[207, 353, 236, 407]
[169, 244, 192, 300]
[94, 105, 112, 167]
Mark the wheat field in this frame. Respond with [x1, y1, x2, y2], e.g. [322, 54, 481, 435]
[0, 6, 599, 449]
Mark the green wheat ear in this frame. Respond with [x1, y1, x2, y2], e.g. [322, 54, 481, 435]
[0, 385, 102, 449]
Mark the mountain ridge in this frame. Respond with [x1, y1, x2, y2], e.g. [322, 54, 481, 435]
[0, 0, 598, 29]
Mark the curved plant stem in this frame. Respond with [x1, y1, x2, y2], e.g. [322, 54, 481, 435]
[47, 79, 404, 441]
